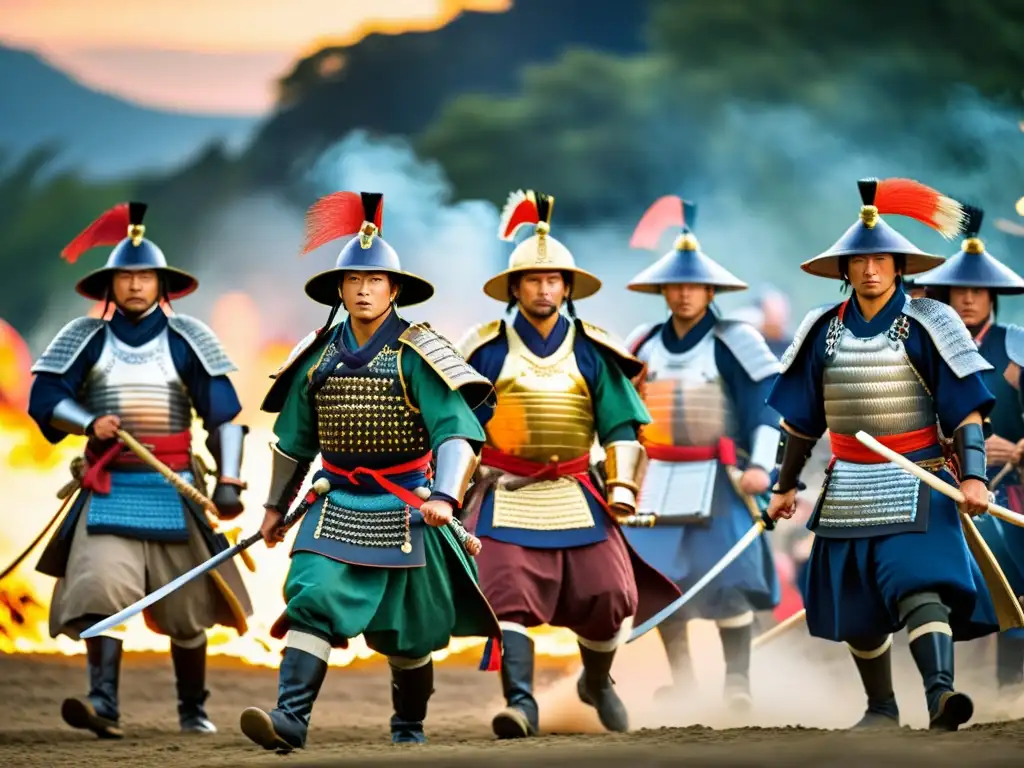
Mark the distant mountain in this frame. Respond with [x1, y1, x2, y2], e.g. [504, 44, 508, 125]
[0, 45, 261, 179]
[243, 0, 649, 185]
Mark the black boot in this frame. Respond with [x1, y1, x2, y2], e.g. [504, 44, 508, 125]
[492, 630, 539, 739]
[996, 633, 1024, 691]
[576, 642, 629, 733]
[171, 639, 216, 733]
[719, 623, 753, 711]
[240, 646, 328, 751]
[848, 641, 900, 729]
[390, 660, 434, 744]
[909, 631, 973, 731]
[654, 619, 692, 702]
[62, 636, 124, 739]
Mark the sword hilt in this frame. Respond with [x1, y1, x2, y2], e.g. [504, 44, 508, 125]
[446, 516, 482, 556]
[242, 478, 331, 549]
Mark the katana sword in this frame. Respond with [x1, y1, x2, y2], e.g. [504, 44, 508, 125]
[80, 478, 331, 639]
[627, 508, 774, 642]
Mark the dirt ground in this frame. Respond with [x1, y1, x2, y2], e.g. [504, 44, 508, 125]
[4, 629, 1024, 768]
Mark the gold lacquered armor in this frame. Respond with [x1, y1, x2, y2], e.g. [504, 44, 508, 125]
[485, 322, 596, 462]
[314, 345, 428, 454]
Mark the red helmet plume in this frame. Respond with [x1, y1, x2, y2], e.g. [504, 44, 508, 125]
[61, 203, 130, 264]
[301, 191, 384, 255]
[629, 195, 685, 250]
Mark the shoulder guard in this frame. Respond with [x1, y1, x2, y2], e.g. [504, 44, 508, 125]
[167, 314, 236, 376]
[456, 319, 504, 360]
[714, 319, 782, 382]
[260, 326, 333, 413]
[30, 317, 106, 375]
[903, 297, 993, 378]
[779, 303, 842, 373]
[576, 319, 645, 380]
[1003, 324, 1024, 368]
[624, 322, 660, 357]
[399, 322, 495, 409]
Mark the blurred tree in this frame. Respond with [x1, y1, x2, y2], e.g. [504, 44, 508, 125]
[242, 0, 649, 187]
[0, 147, 133, 333]
[418, 52, 683, 223]
[416, 0, 1024, 221]
[650, 0, 1024, 107]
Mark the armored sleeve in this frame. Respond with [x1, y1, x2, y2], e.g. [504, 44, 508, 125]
[27, 326, 106, 444]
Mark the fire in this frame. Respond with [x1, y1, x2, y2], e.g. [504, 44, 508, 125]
[0, 294, 583, 667]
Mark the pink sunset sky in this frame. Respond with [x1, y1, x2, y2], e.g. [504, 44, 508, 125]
[0, 0, 508, 115]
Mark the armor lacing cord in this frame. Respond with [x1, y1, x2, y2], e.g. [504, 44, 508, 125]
[899, 592, 952, 642]
[170, 633, 207, 650]
[577, 616, 634, 652]
[498, 621, 530, 637]
[285, 630, 332, 662]
[847, 635, 893, 659]
[388, 655, 432, 670]
[716, 611, 754, 629]
[908, 622, 953, 642]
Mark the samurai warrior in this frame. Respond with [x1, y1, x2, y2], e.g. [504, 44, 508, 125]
[26, 202, 253, 738]
[914, 204, 1024, 702]
[458, 190, 680, 739]
[621, 196, 781, 710]
[766, 178, 1018, 731]
[239, 191, 501, 751]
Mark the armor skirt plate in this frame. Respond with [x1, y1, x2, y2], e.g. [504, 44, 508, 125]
[292, 488, 424, 568]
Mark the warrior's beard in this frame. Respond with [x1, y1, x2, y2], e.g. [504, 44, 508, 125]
[519, 302, 560, 322]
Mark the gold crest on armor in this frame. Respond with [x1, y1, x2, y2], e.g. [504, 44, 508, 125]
[486, 322, 596, 531]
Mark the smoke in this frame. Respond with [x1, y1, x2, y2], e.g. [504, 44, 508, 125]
[28, 78, 1023, 355]
[631, 82, 1024, 328]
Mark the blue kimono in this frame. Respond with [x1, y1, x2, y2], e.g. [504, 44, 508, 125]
[621, 311, 781, 622]
[968, 322, 1024, 642]
[768, 286, 999, 643]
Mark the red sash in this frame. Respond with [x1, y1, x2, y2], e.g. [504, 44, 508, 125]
[82, 430, 192, 494]
[320, 453, 433, 510]
[479, 446, 609, 511]
[828, 425, 939, 464]
[643, 436, 737, 465]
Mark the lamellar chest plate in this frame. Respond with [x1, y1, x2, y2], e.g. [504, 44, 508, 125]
[486, 322, 596, 463]
[817, 314, 936, 535]
[313, 343, 429, 461]
[82, 327, 192, 436]
[822, 315, 935, 437]
[634, 330, 734, 525]
[637, 330, 735, 448]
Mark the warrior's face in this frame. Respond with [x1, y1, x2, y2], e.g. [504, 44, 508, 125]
[111, 269, 160, 316]
[949, 286, 993, 328]
[340, 271, 398, 322]
[846, 254, 898, 300]
[513, 271, 567, 321]
[662, 283, 714, 323]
